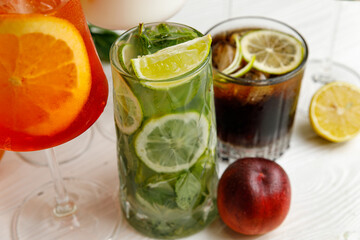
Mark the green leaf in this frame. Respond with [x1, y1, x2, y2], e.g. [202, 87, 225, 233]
[88, 24, 120, 62]
[132, 23, 151, 56]
[175, 172, 201, 210]
[136, 169, 178, 208]
[138, 186, 177, 209]
[131, 23, 199, 56]
[156, 23, 170, 34]
[191, 154, 214, 179]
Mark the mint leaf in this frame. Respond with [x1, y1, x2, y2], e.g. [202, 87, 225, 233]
[191, 154, 214, 179]
[132, 23, 199, 56]
[156, 23, 170, 34]
[175, 172, 201, 210]
[190, 154, 218, 207]
[138, 186, 177, 209]
[136, 169, 178, 209]
[132, 23, 152, 56]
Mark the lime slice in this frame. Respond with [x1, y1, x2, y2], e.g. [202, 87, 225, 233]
[131, 34, 212, 89]
[113, 72, 143, 135]
[134, 112, 210, 173]
[118, 43, 135, 73]
[230, 55, 256, 78]
[240, 29, 304, 75]
[222, 34, 242, 75]
[310, 81, 360, 142]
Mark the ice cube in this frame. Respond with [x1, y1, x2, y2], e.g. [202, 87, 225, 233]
[212, 41, 235, 72]
[243, 69, 270, 81]
[245, 85, 274, 104]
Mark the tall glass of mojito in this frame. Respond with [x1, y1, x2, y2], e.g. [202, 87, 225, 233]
[110, 23, 218, 238]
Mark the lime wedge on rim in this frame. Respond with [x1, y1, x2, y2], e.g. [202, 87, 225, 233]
[240, 29, 304, 75]
[131, 34, 212, 89]
[113, 71, 143, 135]
[134, 112, 210, 173]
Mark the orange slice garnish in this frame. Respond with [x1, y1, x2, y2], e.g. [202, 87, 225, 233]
[0, 14, 91, 136]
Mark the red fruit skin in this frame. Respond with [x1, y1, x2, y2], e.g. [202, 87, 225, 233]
[217, 158, 291, 235]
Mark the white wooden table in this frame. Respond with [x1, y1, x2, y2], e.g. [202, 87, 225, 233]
[1, 0, 360, 239]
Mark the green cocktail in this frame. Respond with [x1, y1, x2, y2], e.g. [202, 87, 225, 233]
[110, 23, 218, 239]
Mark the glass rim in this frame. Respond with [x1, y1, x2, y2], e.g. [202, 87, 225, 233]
[205, 16, 309, 86]
[110, 22, 211, 83]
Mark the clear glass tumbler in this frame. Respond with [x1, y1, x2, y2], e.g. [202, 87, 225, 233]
[206, 17, 309, 161]
[110, 22, 218, 239]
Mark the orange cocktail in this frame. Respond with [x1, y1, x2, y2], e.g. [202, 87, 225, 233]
[0, 1, 120, 239]
[0, 0, 108, 151]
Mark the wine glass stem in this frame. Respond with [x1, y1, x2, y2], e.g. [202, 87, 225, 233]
[227, 0, 232, 18]
[45, 148, 77, 217]
[317, 1, 342, 82]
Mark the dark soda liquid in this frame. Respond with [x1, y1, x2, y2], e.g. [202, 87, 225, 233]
[212, 29, 303, 149]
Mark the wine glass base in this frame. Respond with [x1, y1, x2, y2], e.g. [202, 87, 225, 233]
[12, 178, 121, 240]
[16, 128, 94, 166]
[298, 59, 360, 115]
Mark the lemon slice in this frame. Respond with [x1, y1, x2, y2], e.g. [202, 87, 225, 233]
[134, 112, 210, 173]
[240, 29, 304, 75]
[131, 34, 211, 89]
[230, 56, 256, 78]
[310, 81, 360, 142]
[113, 71, 143, 135]
[222, 34, 242, 75]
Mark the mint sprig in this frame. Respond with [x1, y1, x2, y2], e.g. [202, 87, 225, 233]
[132, 23, 199, 56]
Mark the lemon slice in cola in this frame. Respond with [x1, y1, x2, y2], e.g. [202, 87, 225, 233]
[240, 29, 304, 75]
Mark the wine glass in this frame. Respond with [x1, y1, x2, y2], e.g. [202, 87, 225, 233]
[298, 0, 360, 113]
[16, 127, 94, 166]
[81, 0, 188, 142]
[0, 0, 121, 239]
